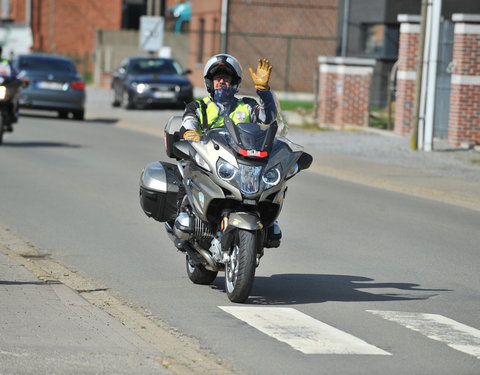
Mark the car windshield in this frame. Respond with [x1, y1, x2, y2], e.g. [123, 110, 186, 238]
[18, 56, 77, 73]
[128, 59, 182, 75]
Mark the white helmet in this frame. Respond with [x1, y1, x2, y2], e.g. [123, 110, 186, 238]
[203, 54, 242, 95]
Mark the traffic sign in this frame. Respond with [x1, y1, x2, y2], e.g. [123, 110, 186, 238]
[139, 16, 164, 52]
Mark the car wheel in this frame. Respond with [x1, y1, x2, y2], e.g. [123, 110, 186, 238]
[122, 90, 134, 110]
[73, 110, 84, 120]
[58, 111, 68, 119]
[112, 88, 120, 107]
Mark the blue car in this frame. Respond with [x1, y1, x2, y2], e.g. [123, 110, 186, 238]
[15, 54, 86, 120]
[111, 57, 193, 109]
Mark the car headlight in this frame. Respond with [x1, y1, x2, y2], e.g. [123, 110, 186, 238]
[195, 153, 211, 172]
[0, 86, 6, 100]
[217, 160, 236, 181]
[263, 167, 281, 186]
[136, 83, 149, 94]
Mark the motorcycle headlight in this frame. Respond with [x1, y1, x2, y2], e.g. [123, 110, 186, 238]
[195, 153, 211, 172]
[263, 167, 281, 186]
[217, 160, 236, 181]
[239, 164, 262, 194]
[0, 86, 6, 100]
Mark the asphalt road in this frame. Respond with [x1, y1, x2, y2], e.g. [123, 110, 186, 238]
[0, 102, 479, 374]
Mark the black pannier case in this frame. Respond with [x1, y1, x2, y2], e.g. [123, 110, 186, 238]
[140, 161, 179, 222]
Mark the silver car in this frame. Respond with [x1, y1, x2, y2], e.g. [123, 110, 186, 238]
[15, 54, 86, 120]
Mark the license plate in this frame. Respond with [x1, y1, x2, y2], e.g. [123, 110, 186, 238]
[153, 91, 174, 99]
[38, 81, 64, 90]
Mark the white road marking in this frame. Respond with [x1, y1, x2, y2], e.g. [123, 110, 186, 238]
[219, 306, 390, 355]
[368, 310, 480, 359]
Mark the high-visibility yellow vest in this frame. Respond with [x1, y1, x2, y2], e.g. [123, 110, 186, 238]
[197, 97, 250, 132]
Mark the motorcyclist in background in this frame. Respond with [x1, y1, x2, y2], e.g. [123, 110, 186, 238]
[177, 53, 282, 247]
[0, 45, 21, 131]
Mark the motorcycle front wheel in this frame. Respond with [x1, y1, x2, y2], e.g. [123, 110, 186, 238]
[186, 255, 218, 285]
[225, 229, 257, 303]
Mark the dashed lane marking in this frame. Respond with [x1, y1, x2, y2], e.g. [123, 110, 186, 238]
[219, 306, 390, 355]
[368, 310, 480, 359]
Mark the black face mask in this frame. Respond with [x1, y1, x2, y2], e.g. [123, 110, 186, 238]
[214, 85, 236, 103]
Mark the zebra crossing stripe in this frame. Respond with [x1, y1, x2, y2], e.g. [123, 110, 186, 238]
[367, 310, 480, 359]
[219, 306, 390, 355]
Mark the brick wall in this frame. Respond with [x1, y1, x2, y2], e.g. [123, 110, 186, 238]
[394, 17, 420, 136]
[186, 0, 222, 91]
[187, 0, 337, 93]
[9, 0, 122, 78]
[317, 57, 375, 127]
[448, 15, 480, 146]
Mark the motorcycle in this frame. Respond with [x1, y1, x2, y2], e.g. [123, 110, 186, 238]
[0, 75, 24, 145]
[139, 115, 312, 303]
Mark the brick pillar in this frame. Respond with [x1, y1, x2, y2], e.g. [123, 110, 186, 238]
[448, 14, 480, 146]
[394, 15, 421, 136]
[317, 57, 375, 128]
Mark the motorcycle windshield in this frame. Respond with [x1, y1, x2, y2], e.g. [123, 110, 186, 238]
[218, 118, 277, 158]
[233, 122, 268, 151]
[208, 120, 303, 158]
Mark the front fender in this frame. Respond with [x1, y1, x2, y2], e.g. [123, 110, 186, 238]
[228, 212, 263, 231]
[220, 212, 263, 253]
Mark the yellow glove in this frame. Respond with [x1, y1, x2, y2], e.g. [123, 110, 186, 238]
[249, 58, 272, 91]
[183, 130, 201, 142]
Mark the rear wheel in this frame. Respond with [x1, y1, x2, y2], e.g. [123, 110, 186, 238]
[186, 255, 218, 285]
[225, 230, 257, 303]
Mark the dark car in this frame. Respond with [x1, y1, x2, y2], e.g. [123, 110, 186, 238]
[111, 57, 193, 109]
[15, 54, 86, 120]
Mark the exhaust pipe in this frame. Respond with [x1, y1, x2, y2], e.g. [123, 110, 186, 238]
[183, 241, 219, 272]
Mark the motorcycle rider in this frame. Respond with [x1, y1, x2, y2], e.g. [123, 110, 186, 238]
[0, 45, 20, 131]
[176, 54, 281, 247]
[180, 53, 277, 140]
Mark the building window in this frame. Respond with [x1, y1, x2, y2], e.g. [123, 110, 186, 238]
[362, 23, 399, 59]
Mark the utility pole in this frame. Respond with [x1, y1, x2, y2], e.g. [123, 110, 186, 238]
[220, 0, 229, 53]
[341, 0, 350, 57]
[411, 0, 428, 150]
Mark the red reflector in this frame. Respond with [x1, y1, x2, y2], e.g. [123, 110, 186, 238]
[239, 149, 268, 158]
[71, 82, 85, 90]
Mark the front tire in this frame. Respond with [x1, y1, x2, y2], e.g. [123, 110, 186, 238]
[225, 230, 257, 303]
[186, 255, 218, 285]
[122, 89, 134, 109]
[112, 88, 120, 107]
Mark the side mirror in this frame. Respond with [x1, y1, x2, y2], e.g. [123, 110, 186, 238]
[183, 69, 192, 75]
[297, 152, 313, 171]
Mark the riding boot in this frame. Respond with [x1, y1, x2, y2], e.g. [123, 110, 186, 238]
[264, 221, 281, 248]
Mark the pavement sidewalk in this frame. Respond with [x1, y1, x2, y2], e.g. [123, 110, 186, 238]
[0, 248, 172, 375]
